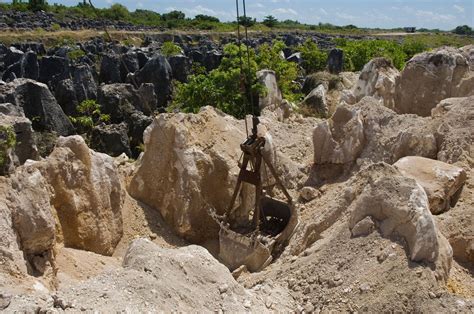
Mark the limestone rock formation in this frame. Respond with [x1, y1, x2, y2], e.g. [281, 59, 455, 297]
[300, 85, 328, 117]
[348, 164, 453, 281]
[313, 105, 364, 164]
[395, 46, 474, 116]
[134, 54, 172, 108]
[0, 79, 74, 136]
[129, 107, 247, 243]
[35, 136, 124, 255]
[394, 156, 467, 214]
[348, 58, 399, 109]
[257, 69, 282, 109]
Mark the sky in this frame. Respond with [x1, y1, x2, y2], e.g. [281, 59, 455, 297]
[47, 0, 473, 30]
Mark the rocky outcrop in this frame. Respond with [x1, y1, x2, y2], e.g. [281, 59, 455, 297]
[395, 46, 474, 116]
[348, 163, 453, 281]
[300, 85, 329, 117]
[327, 48, 343, 74]
[346, 58, 399, 109]
[129, 107, 249, 243]
[34, 136, 124, 255]
[313, 105, 364, 164]
[90, 123, 132, 157]
[257, 69, 282, 109]
[134, 55, 172, 108]
[394, 156, 467, 214]
[0, 79, 74, 136]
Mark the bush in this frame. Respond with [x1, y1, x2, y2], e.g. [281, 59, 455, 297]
[263, 15, 278, 28]
[102, 3, 130, 21]
[171, 44, 262, 118]
[453, 25, 473, 35]
[67, 48, 85, 61]
[161, 41, 182, 57]
[69, 99, 110, 134]
[298, 39, 328, 73]
[256, 40, 300, 101]
[335, 39, 406, 71]
[0, 125, 16, 170]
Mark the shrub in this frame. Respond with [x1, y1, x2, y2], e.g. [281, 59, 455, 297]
[336, 39, 406, 71]
[263, 15, 278, 28]
[256, 40, 300, 101]
[69, 99, 110, 134]
[0, 125, 16, 170]
[161, 41, 182, 57]
[453, 25, 473, 35]
[298, 39, 328, 73]
[67, 48, 86, 61]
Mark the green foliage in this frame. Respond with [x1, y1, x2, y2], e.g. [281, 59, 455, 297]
[69, 99, 110, 134]
[0, 125, 16, 169]
[161, 41, 182, 57]
[263, 15, 278, 28]
[298, 39, 328, 74]
[335, 39, 406, 71]
[51, 22, 61, 31]
[195, 14, 219, 23]
[102, 3, 130, 21]
[238, 16, 256, 27]
[256, 40, 300, 101]
[453, 25, 473, 35]
[172, 44, 262, 118]
[67, 48, 85, 61]
[172, 41, 302, 117]
[28, 0, 47, 12]
[401, 38, 429, 61]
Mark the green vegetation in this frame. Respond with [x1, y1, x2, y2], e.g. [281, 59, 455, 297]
[0, 125, 16, 170]
[67, 48, 86, 61]
[298, 39, 328, 73]
[69, 99, 110, 135]
[161, 41, 182, 57]
[172, 41, 300, 118]
[454, 25, 473, 35]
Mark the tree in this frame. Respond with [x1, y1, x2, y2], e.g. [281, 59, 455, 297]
[263, 15, 278, 28]
[238, 16, 256, 27]
[28, 0, 47, 12]
[194, 14, 219, 23]
[453, 25, 473, 35]
[102, 3, 130, 20]
[162, 10, 185, 21]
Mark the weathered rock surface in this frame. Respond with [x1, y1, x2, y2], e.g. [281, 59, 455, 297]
[135, 55, 172, 108]
[0, 79, 74, 135]
[395, 46, 474, 116]
[257, 69, 282, 109]
[348, 164, 452, 281]
[34, 136, 124, 255]
[348, 58, 399, 109]
[327, 48, 344, 74]
[300, 84, 329, 117]
[90, 123, 132, 157]
[129, 107, 247, 243]
[394, 156, 467, 214]
[313, 105, 364, 164]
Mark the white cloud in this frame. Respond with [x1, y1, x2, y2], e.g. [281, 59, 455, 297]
[415, 10, 455, 22]
[272, 8, 297, 16]
[453, 4, 465, 13]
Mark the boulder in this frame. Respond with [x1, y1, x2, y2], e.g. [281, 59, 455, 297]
[4, 47, 23, 67]
[287, 52, 303, 64]
[348, 163, 453, 281]
[99, 54, 121, 84]
[90, 123, 132, 157]
[127, 111, 153, 157]
[0, 112, 38, 168]
[135, 55, 173, 108]
[0, 79, 74, 136]
[327, 48, 344, 74]
[120, 52, 139, 82]
[2, 51, 39, 81]
[34, 136, 124, 256]
[394, 156, 467, 214]
[98, 83, 157, 121]
[129, 107, 249, 243]
[395, 47, 474, 116]
[300, 85, 329, 117]
[257, 69, 282, 109]
[350, 58, 399, 109]
[203, 49, 222, 72]
[167, 54, 191, 82]
[313, 105, 364, 164]
[431, 96, 474, 167]
[38, 56, 68, 90]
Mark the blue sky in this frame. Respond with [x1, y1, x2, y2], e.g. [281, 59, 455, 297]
[47, 0, 473, 30]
